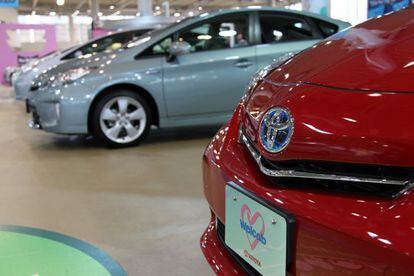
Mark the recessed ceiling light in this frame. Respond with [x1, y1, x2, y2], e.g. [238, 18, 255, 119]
[56, 0, 64, 6]
[31, 11, 36, 15]
[174, 12, 181, 17]
[50, 11, 56, 16]
[109, 5, 115, 10]
[98, 12, 103, 16]
[155, 6, 160, 10]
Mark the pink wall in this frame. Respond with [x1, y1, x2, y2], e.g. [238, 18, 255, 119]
[92, 27, 111, 39]
[0, 24, 57, 84]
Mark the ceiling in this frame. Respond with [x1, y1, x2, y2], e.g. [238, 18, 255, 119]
[18, 0, 301, 16]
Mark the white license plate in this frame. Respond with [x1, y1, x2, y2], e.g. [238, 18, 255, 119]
[225, 183, 291, 276]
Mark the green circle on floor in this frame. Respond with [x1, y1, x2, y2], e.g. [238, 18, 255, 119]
[0, 225, 126, 276]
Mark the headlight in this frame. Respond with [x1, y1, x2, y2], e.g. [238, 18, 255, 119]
[50, 67, 95, 87]
[21, 60, 39, 73]
[242, 52, 298, 101]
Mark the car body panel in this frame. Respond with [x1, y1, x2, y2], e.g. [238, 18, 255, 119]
[163, 45, 257, 117]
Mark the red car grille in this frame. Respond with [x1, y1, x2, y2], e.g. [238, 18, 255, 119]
[241, 131, 414, 198]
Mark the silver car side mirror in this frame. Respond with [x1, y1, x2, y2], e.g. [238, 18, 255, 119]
[169, 41, 192, 56]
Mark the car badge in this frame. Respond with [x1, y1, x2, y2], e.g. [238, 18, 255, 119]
[259, 107, 294, 153]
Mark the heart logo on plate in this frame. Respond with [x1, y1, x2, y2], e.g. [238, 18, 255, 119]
[240, 204, 265, 250]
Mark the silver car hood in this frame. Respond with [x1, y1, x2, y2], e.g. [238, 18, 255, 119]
[32, 50, 125, 89]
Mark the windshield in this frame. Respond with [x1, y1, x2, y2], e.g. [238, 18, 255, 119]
[123, 17, 194, 49]
[62, 30, 150, 60]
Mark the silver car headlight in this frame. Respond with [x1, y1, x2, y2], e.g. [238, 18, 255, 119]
[50, 67, 96, 87]
[242, 52, 298, 101]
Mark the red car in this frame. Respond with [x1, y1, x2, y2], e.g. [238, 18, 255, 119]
[201, 7, 414, 276]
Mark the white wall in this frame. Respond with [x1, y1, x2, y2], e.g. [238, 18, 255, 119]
[330, 0, 368, 26]
[18, 15, 91, 50]
[0, 8, 17, 23]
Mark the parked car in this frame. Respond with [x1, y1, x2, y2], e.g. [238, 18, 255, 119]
[27, 7, 349, 147]
[13, 28, 152, 100]
[201, 7, 414, 276]
[3, 66, 18, 85]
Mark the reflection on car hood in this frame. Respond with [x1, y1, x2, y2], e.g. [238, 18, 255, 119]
[267, 7, 414, 93]
[32, 50, 121, 87]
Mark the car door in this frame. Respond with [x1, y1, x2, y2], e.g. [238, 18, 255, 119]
[162, 13, 257, 118]
[255, 12, 322, 71]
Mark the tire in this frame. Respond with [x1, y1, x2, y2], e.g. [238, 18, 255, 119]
[91, 90, 152, 148]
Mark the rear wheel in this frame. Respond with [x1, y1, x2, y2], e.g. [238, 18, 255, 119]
[91, 90, 151, 147]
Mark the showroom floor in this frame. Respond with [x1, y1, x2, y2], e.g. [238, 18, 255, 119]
[0, 85, 214, 274]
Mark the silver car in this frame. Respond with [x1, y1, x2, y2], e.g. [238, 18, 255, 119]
[13, 29, 151, 100]
[28, 7, 349, 147]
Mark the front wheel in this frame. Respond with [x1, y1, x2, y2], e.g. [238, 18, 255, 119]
[91, 90, 151, 147]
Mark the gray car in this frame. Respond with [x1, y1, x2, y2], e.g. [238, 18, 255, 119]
[13, 29, 152, 100]
[28, 7, 349, 147]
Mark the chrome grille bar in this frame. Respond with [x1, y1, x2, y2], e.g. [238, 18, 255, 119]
[241, 134, 409, 187]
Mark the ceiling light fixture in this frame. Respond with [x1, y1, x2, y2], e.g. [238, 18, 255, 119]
[50, 11, 57, 16]
[72, 10, 79, 17]
[174, 12, 181, 17]
[56, 0, 64, 6]
[109, 5, 115, 10]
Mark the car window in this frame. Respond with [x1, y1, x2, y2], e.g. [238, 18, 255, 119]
[177, 15, 250, 53]
[152, 36, 173, 55]
[259, 14, 315, 44]
[313, 19, 339, 38]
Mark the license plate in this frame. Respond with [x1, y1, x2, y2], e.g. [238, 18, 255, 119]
[225, 182, 292, 276]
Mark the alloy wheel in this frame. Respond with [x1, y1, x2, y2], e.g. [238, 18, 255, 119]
[99, 96, 147, 144]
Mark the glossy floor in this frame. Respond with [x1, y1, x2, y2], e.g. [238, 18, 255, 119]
[0, 86, 213, 275]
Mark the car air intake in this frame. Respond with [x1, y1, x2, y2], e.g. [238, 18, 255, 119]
[241, 132, 414, 198]
[30, 84, 40, 92]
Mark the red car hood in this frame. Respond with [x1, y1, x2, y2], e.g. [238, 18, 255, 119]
[269, 7, 414, 93]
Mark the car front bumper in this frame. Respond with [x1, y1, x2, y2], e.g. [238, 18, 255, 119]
[201, 105, 414, 275]
[13, 74, 31, 100]
[201, 213, 248, 275]
[28, 83, 92, 134]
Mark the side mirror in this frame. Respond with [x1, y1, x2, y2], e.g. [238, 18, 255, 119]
[169, 41, 191, 57]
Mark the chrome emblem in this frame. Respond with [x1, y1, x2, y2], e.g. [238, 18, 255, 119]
[259, 107, 294, 153]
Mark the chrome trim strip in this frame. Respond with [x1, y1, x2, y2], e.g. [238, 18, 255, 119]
[241, 134, 408, 187]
